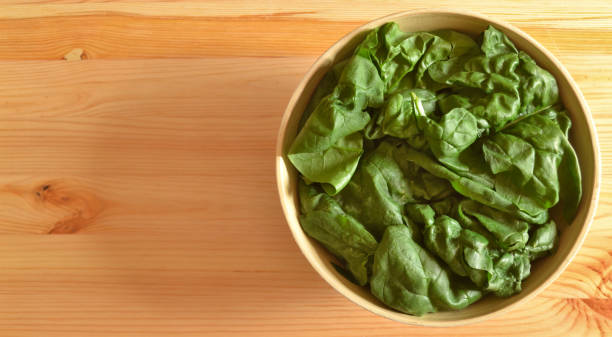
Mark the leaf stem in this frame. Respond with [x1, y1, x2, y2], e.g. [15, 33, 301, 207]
[496, 104, 554, 132]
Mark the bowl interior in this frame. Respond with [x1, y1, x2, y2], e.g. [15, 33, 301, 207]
[276, 10, 599, 326]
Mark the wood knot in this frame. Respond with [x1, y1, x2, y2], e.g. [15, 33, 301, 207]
[63, 48, 85, 61]
[36, 180, 104, 234]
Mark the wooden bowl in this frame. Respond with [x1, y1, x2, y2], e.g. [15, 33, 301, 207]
[275, 9, 600, 326]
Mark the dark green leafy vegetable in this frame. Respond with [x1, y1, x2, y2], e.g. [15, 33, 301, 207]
[364, 89, 435, 145]
[458, 199, 529, 252]
[371, 225, 482, 315]
[423, 214, 543, 296]
[400, 144, 549, 224]
[298, 181, 377, 286]
[525, 219, 558, 259]
[298, 60, 348, 128]
[288, 55, 384, 195]
[482, 133, 535, 183]
[334, 141, 418, 239]
[405, 203, 436, 227]
[335, 141, 452, 240]
[414, 94, 480, 170]
[498, 108, 582, 222]
[289, 22, 581, 315]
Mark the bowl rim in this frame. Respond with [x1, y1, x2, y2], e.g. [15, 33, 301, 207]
[275, 8, 601, 326]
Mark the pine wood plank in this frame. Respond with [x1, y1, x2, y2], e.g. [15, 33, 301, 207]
[0, 2, 610, 336]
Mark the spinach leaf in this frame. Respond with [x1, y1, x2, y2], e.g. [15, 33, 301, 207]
[434, 30, 479, 58]
[516, 51, 559, 116]
[289, 54, 384, 194]
[424, 214, 543, 297]
[298, 180, 378, 285]
[356, 22, 451, 92]
[480, 25, 518, 57]
[299, 60, 348, 128]
[290, 131, 364, 195]
[371, 225, 482, 315]
[458, 200, 529, 252]
[413, 92, 479, 170]
[558, 139, 582, 223]
[405, 203, 436, 227]
[483, 132, 535, 183]
[428, 54, 522, 129]
[424, 215, 475, 277]
[494, 110, 581, 219]
[427, 26, 526, 130]
[431, 195, 461, 216]
[525, 219, 558, 259]
[335, 141, 420, 239]
[400, 145, 548, 224]
[370, 89, 436, 142]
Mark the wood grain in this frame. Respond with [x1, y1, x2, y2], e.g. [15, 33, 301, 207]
[0, 1, 610, 336]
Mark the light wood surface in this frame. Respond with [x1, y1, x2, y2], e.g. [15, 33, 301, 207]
[0, 1, 610, 336]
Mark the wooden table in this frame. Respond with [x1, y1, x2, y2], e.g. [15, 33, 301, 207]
[0, 1, 610, 336]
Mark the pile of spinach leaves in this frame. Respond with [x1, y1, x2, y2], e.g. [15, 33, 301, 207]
[288, 23, 582, 316]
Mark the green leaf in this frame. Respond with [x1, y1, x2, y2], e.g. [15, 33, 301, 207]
[483, 133, 535, 183]
[516, 51, 559, 115]
[488, 251, 531, 297]
[400, 145, 548, 224]
[458, 200, 529, 252]
[431, 196, 461, 216]
[558, 139, 582, 223]
[374, 89, 436, 140]
[336, 141, 420, 239]
[428, 38, 522, 129]
[424, 213, 542, 296]
[289, 132, 364, 195]
[298, 60, 348, 128]
[288, 54, 384, 194]
[525, 219, 558, 259]
[298, 180, 378, 285]
[494, 110, 580, 218]
[437, 93, 473, 114]
[415, 93, 479, 169]
[424, 215, 470, 277]
[356, 22, 448, 92]
[480, 25, 518, 57]
[370, 226, 482, 315]
[433, 30, 479, 58]
[406, 203, 436, 227]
